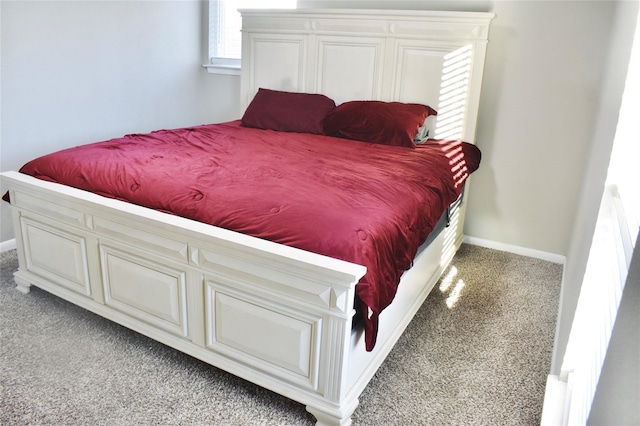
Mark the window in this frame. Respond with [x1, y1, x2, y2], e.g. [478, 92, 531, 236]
[206, 0, 296, 75]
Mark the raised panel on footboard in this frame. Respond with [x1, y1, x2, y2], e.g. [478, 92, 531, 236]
[19, 216, 91, 296]
[99, 244, 189, 338]
[205, 278, 322, 391]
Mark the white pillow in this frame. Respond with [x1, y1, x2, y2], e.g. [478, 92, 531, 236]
[414, 115, 437, 144]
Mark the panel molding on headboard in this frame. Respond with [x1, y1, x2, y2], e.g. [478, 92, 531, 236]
[240, 9, 494, 143]
[316, 36, 385, 101]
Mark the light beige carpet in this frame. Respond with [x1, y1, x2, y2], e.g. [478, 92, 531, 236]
[0, 244, 562, 425]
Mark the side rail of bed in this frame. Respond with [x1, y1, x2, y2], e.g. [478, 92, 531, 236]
[1, 170, 368, 424]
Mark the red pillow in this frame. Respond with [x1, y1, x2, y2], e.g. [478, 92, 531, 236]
[241, 88, 336, 135]
[323, 101, 437, 148]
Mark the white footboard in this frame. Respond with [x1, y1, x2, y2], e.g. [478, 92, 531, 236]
[2, 170, 371, 425]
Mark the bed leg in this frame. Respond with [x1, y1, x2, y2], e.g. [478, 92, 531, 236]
[306, 402, 357, 426]
[14, 274, 31, 294]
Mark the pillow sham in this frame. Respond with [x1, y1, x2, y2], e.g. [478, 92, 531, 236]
[241, 88, 336, 135]
[323, 101, 437, 148]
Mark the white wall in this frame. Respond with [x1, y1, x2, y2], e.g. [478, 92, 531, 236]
[469, 1, 617, 257]
[0, 0, 241, 242]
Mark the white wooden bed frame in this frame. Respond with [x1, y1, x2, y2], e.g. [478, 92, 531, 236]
[1, 9, 493, 425]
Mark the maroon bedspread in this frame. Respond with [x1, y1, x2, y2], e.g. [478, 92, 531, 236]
[19, 120, 481, 350]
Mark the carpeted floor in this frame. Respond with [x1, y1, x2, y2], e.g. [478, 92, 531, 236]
[0, 244, 562, 425]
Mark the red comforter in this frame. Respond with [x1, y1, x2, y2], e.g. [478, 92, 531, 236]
[18, 120, 481, 350]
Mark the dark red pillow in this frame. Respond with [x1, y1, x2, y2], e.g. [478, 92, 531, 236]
[323, 101, 437, 148]
[241, 88, 336, 135]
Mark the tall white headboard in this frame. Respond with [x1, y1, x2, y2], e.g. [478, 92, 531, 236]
[239, 9, 494, 143]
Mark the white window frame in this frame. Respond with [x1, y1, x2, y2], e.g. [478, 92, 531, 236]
[204, 0, 296, 75]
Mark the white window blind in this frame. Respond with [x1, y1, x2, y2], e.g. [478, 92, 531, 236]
[207, 0, 296, 75]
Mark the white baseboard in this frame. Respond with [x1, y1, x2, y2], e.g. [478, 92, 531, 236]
[541, 374, 568, 426]
[463, 236, 566, 264]
[1, 239, 17, 253]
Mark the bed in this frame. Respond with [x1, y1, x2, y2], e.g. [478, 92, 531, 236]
[1, 9, 493, 426]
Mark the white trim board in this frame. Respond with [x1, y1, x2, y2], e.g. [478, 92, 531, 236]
[541, 374, 569, 426]
[1, 239, 16, 253]
[464, 235, 566, 265]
